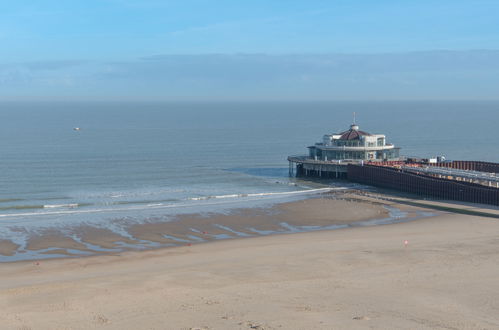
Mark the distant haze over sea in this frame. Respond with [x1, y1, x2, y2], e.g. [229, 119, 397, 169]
[1, 50, 499, 101]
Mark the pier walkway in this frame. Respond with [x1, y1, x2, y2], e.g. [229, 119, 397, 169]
[401, 165, 499, 187]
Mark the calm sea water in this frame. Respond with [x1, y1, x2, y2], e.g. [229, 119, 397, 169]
[0, 100, 497, 238]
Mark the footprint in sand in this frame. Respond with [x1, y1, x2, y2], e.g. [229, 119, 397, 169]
[352, 315, 371, 320]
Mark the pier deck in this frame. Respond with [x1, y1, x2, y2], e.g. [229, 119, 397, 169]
[289, 156, 499, 206]
[287, 155, 360, 178]
[400, 165, 499, 187]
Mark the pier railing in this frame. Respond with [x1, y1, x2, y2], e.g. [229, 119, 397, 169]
[287, 155, 363, 165]
[430, 161, 499, 174]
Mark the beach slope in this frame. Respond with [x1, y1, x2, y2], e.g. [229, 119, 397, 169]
[1, 212, 499, 329]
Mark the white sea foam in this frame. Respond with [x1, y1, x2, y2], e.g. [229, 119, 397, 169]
[187, 187, 339, 201]
[43, 203, 79, 209]
[0, 187, 341, 219]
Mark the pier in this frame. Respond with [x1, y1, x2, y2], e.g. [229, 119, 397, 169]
[289, 157, 499, 206]
[348, 162, 499, 206]
[289, 123, 499, 206]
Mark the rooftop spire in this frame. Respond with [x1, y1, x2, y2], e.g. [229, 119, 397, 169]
[351, 112, 359, 131]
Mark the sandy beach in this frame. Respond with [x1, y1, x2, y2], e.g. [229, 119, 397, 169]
[1, 194, 499, 329]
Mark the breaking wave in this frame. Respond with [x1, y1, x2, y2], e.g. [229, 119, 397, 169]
[0, 187, 340, 219]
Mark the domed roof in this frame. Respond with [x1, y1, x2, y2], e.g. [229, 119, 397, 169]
[339, 124, 371, 140]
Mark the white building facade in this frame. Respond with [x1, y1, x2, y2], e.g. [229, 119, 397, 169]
[308, 124, 400, 161]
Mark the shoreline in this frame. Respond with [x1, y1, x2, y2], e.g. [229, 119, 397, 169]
[1, 190, 414, 262]
[6, 185, 499, 264]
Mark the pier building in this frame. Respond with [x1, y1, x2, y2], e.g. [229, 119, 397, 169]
[308, 124, 400, 161]
[288, 123, 400, 178]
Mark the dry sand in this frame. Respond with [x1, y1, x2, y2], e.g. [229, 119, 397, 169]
[1, 199, 499, 329]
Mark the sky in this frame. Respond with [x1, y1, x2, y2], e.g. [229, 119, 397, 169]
[0, 0, 498, 101]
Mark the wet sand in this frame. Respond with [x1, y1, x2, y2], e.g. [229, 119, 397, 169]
[1, 200, 498, 329]
[2, 193, 411, 261]
[0, 240, 20, 256]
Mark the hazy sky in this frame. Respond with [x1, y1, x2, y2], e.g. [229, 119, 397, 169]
[1, 0, 498, 101]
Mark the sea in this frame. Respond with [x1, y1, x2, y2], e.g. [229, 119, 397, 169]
[0, 100, 498, 250]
